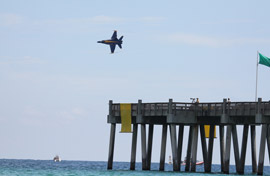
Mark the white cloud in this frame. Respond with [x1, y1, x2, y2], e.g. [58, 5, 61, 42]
[91, 16, 125, 23]
[71, 108, 86, 116]
[1, 66, 128, 94]
[23, 106, 45, 117]
[0, 56, 46, 65]
[58, 107, 88, 122]
[19, 106, 87, 127]
[162, 33, 270, 47]
[0, 13, 166, 28]
[139, 16, 166, 23]
[20, 106, 47, 126]
[35, 15, 166, 27]
[201, 19, 255, 25]
[35, 16, 126, 26]
[0, 13, 24, 26]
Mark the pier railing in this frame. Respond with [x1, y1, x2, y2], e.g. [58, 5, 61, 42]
[111, 101, 270, 117]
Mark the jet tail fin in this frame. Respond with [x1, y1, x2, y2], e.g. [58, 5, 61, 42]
[117, 44, 122, 49]
[119, 36, 123, 41]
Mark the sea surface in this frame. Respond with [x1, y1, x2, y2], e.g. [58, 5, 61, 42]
[0, 159, 270, 176]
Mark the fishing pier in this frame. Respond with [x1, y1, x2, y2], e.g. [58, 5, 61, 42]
[107, 98, 270, 175]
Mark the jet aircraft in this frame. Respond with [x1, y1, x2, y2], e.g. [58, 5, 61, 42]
[97, 30, 123, 53]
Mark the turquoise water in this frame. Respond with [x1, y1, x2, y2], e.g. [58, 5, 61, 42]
[0, 159, 269, 175]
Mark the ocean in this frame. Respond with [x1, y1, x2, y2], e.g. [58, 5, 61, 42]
[0, 159, 269, 176]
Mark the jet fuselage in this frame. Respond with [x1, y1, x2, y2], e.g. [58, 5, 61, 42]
[97, 40, 122, 45]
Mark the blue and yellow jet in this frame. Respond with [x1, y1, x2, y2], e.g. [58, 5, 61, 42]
[97, 30, 123, 53]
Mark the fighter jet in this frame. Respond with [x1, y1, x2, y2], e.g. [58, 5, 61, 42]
[97, 30, 123, 53]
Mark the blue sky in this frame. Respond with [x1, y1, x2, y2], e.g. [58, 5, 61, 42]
[1, 0, 270, 164]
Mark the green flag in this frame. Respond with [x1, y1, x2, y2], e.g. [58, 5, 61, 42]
[259, 52, 270, 67]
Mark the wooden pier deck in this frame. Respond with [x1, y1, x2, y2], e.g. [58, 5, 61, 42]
[107, 98, 270, 175]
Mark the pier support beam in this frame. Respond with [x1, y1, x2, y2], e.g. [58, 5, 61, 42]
[146, 124, 154, 170]
[191, 125, 199, 172]
[220, 125, 225, 172]
[232, 125, 240, 173]
[107, 123, 116, 170]
[238, 125, 249, 174]
[206, 125, 215, 172]
[170, 124, 179, 171]
[220, 99, 227, 173]
[251, 125, 257, 173]
[224, 125, 232, 174]
[159, 124, 167, 171]
[177, 124, 184, 170]
[200, 125, 208, 172]
[185, 125, 194, 171]
[130, 124, 138, 170]
[258, 124, 268, 175]
[267, 125, 270, 164]
[141, 124, 147, 170]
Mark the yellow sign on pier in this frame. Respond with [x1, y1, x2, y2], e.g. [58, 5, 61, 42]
[120, 104, 132, 133]
[204, 125, 216, 138]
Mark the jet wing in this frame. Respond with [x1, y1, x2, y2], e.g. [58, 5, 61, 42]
[110, 44, 116, 53]
[111, 31, 117, 40]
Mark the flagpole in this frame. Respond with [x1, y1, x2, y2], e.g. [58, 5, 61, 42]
[255, 51, 259, 102]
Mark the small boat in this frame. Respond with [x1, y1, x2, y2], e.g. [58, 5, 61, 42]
[181, 159, 204, 165]
[53, 155, 61, 162]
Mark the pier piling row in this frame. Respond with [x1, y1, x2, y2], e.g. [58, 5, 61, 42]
[107, 98, 270, 175]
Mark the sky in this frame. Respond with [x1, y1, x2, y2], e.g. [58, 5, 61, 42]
[1, 0, 270, 165]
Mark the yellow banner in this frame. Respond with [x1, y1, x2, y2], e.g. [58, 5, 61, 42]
[120, 104, 132, 133]
[204, 125, 216, 138]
